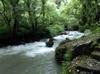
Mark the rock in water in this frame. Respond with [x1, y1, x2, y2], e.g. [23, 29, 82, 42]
[46, 38, 54, 47]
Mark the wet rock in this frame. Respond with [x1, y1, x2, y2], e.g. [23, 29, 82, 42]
[66, 38, 70, 41]
[46, 38, 54, 47]
[72, 41, 93, 58]
[55, 32, 100, 62]
[55, 30, 100, 74]
[96, 38, 100, 44]
[91, 48, 100, 61]
[55, 39, 94, 63]
[59, 38, 71, 45]
[55, 46, 67, 63]
[73, 56, 100, 74]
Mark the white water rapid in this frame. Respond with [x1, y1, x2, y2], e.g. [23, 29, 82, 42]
[0, 31, 84, 74]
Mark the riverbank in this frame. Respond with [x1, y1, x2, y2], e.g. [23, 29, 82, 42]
[0, 30, 86, 74]
[0, 30, 51, 47]
[55, 28, 100, 74]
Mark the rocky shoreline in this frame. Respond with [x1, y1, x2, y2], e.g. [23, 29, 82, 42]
[55, 30, 100, 74]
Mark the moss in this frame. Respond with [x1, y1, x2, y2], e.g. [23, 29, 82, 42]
[55, 46, 67, 63]
[61, 63, 72, 74]
[61, 50, 73, 74]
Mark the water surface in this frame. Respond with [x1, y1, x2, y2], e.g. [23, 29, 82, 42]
[0, 31, 84, 74]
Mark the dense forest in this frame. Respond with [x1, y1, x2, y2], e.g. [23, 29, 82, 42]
[0, 0, 100, 46]
[0, 0, 100, 74]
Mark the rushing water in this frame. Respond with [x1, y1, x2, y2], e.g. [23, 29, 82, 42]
[0, 31, 84, 74]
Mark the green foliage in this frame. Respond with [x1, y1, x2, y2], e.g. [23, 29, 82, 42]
[0, 0, 100, 38]
[60, 0, 82, 30]
[84, 29, 92, 36]
[0, 24, 9, 33]
[0, 0, 100, 73]
[48, 24, 64, 36]
[79, 0, 100, 28]
[61, 50, 73, 74]
[94, 27, 100, 33]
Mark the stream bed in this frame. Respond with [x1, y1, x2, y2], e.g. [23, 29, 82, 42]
[0, 31, 84, 74]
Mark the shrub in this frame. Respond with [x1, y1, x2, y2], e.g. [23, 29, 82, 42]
[48, 24, 64, 36]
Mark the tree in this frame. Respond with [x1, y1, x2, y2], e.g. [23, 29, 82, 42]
[0, 0, 12, 32]
[79, 0, 100, 28]
[10, 0, 21, 37]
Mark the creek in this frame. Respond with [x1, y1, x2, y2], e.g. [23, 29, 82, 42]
[0, 31, 84, 74]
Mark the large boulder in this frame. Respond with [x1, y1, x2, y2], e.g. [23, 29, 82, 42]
[55, 46, 67, 63]
[72, 41, 93, 59]
[55, 29, 100, 74]
[55, 31, 100, 63]
[72, 56, 100, 74]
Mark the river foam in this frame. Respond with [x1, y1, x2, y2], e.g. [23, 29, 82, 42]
[0, 31, 84, 57]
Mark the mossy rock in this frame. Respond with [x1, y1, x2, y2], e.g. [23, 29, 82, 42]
[55, 46, 67, 63]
